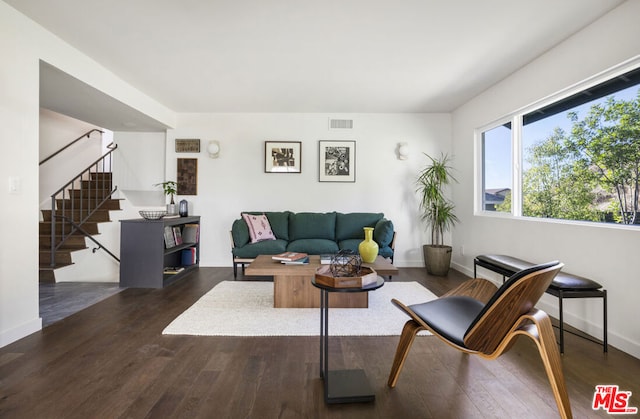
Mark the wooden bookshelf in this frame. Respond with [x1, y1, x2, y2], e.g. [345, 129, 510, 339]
[119, 216, 200, 288]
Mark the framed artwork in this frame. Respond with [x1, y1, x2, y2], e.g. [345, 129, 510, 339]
[175, 138, 200, 153]
[265, 141, 302, 173]
[319, 140, 356, 182]
[177, 158, 198, 195]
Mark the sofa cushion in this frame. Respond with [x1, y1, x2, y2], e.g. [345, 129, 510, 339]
[287, 239, 339, 254]
[335, 212, 383, 241]
[243, 211, 290, 240]
[338, 239, 361, 254]
[378, 246, 393, 259]
[374, 218, 395, 247]
[231, 218, 250, 247]
[242, 213, 276, 243]
[289, 212, 336, 241]
[232, 239, 288, 258]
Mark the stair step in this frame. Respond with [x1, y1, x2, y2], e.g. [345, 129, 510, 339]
[81, 179, 113, 190]
[56, 198, 122, 211]
[67, 189, 112, 199]
[39, 234, 87, 247]
[38, 269, 57, 283]
[41, 209, 112, 222]
[39, 250, 74, 265]
[39, 221, 100, 235]
[90, 172, 112, 181]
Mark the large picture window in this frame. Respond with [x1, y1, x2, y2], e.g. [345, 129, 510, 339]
[479, 65, 640, 226]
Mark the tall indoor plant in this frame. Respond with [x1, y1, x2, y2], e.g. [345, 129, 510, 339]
[416, 153, 459, 276]
[155, 181, 178, 215]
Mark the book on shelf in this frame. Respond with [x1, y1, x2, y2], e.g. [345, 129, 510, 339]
[164, 226, 176, 248]
[320, 254, 333, 264]
[182, 224, 200, 244]
[181, 247, 197, 266]
[173, 226, 183, 245]
[281, 256, 309, 265]
[272, 252, 308, 262]
[163, 266, 185, 275]
[320, 254, 353, 264]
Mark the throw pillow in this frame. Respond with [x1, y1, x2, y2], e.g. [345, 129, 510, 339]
[242, 213, 276, 243]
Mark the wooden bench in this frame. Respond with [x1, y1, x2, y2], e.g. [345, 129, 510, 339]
[474, 254, 607, 354]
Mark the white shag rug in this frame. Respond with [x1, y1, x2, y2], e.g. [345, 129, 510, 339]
[163, 280, 435, 337]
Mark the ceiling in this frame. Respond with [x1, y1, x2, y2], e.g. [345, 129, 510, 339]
[6, 0, 626, 130]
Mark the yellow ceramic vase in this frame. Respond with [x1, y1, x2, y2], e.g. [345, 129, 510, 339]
[358, 227, 379, 263]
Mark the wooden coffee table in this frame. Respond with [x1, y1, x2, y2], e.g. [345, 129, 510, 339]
[245, 254, 398, 308]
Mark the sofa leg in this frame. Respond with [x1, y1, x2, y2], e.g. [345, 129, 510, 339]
[233, 262, 237, 279]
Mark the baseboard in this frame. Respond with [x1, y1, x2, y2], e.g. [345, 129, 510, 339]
[0, 317, 42, 348]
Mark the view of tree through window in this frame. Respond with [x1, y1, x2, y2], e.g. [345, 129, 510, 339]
[480, 66, 640, 226]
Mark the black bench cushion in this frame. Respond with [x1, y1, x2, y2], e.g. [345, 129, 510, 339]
[476, 254, 602, 291]
[475, 254, 532, 273]
[549, 272, 602, 291]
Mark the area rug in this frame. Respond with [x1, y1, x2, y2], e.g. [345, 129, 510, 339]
[162, 280, 436, 337]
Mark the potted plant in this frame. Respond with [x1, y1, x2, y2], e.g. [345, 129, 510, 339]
[416, 153, 459, 276]
[155, 181, 178, 215]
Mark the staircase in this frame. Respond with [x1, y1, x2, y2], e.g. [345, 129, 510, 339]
[39, 172, 121, 283]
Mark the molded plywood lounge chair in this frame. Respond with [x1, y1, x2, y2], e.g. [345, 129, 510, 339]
[388, 261, 572, 419]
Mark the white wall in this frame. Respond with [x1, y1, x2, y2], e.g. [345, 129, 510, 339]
[451, 0, 640, 359]
[0, 1, 175, 346]
[167, 113, 451, 267]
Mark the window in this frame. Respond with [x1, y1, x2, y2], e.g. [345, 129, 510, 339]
[479, 64, 640, 226]
[481, 122, 512, 213]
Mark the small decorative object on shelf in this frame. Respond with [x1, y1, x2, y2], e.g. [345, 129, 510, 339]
[139, 210, 167, 220]
[316, 249, 378, 288]
[179, 199, 189, 217]
[358, 227, 379, 263]
[315, 264, 377, 288]
[330, 250, 362, 277]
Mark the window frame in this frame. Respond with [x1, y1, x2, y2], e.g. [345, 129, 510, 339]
[475, 57, 640, 230]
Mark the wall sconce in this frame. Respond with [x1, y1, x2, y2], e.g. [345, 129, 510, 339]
[397, 142, 409, 160]
[207, 140, 220, 158]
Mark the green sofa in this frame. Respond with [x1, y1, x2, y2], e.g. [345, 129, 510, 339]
[231, 211, 395, 277]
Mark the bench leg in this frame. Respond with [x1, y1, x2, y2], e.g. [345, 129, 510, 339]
[603, 290, 608, 353]
[558, 291, 564, 354]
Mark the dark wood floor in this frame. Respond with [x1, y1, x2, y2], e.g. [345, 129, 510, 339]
[1, 268, 638, 418]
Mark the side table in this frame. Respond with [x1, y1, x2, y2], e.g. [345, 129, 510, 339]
[311, 276, 385, 404]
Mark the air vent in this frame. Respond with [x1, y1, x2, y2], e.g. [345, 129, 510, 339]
[329, 118, 354, 130]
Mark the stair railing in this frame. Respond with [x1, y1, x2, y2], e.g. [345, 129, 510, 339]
[49, 143, 119, 267]
[39, 128, 104, 166]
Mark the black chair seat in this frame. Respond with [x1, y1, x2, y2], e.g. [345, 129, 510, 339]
[409, 296, 484, 347]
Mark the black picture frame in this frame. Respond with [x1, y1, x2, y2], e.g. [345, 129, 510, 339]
[265, 141, 302, 173]
[319, 140, 356, 182]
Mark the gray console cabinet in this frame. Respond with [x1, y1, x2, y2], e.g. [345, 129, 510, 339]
[119, 216, 200, 288]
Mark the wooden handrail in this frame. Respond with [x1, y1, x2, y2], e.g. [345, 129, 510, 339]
[39, 128, 104, 165]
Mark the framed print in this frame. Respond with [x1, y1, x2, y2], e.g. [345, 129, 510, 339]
[177, 158, 198, 195]
[319, 140, 356, 182]
[265, 141, 302, 173]
[175, 138, 200, 153]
